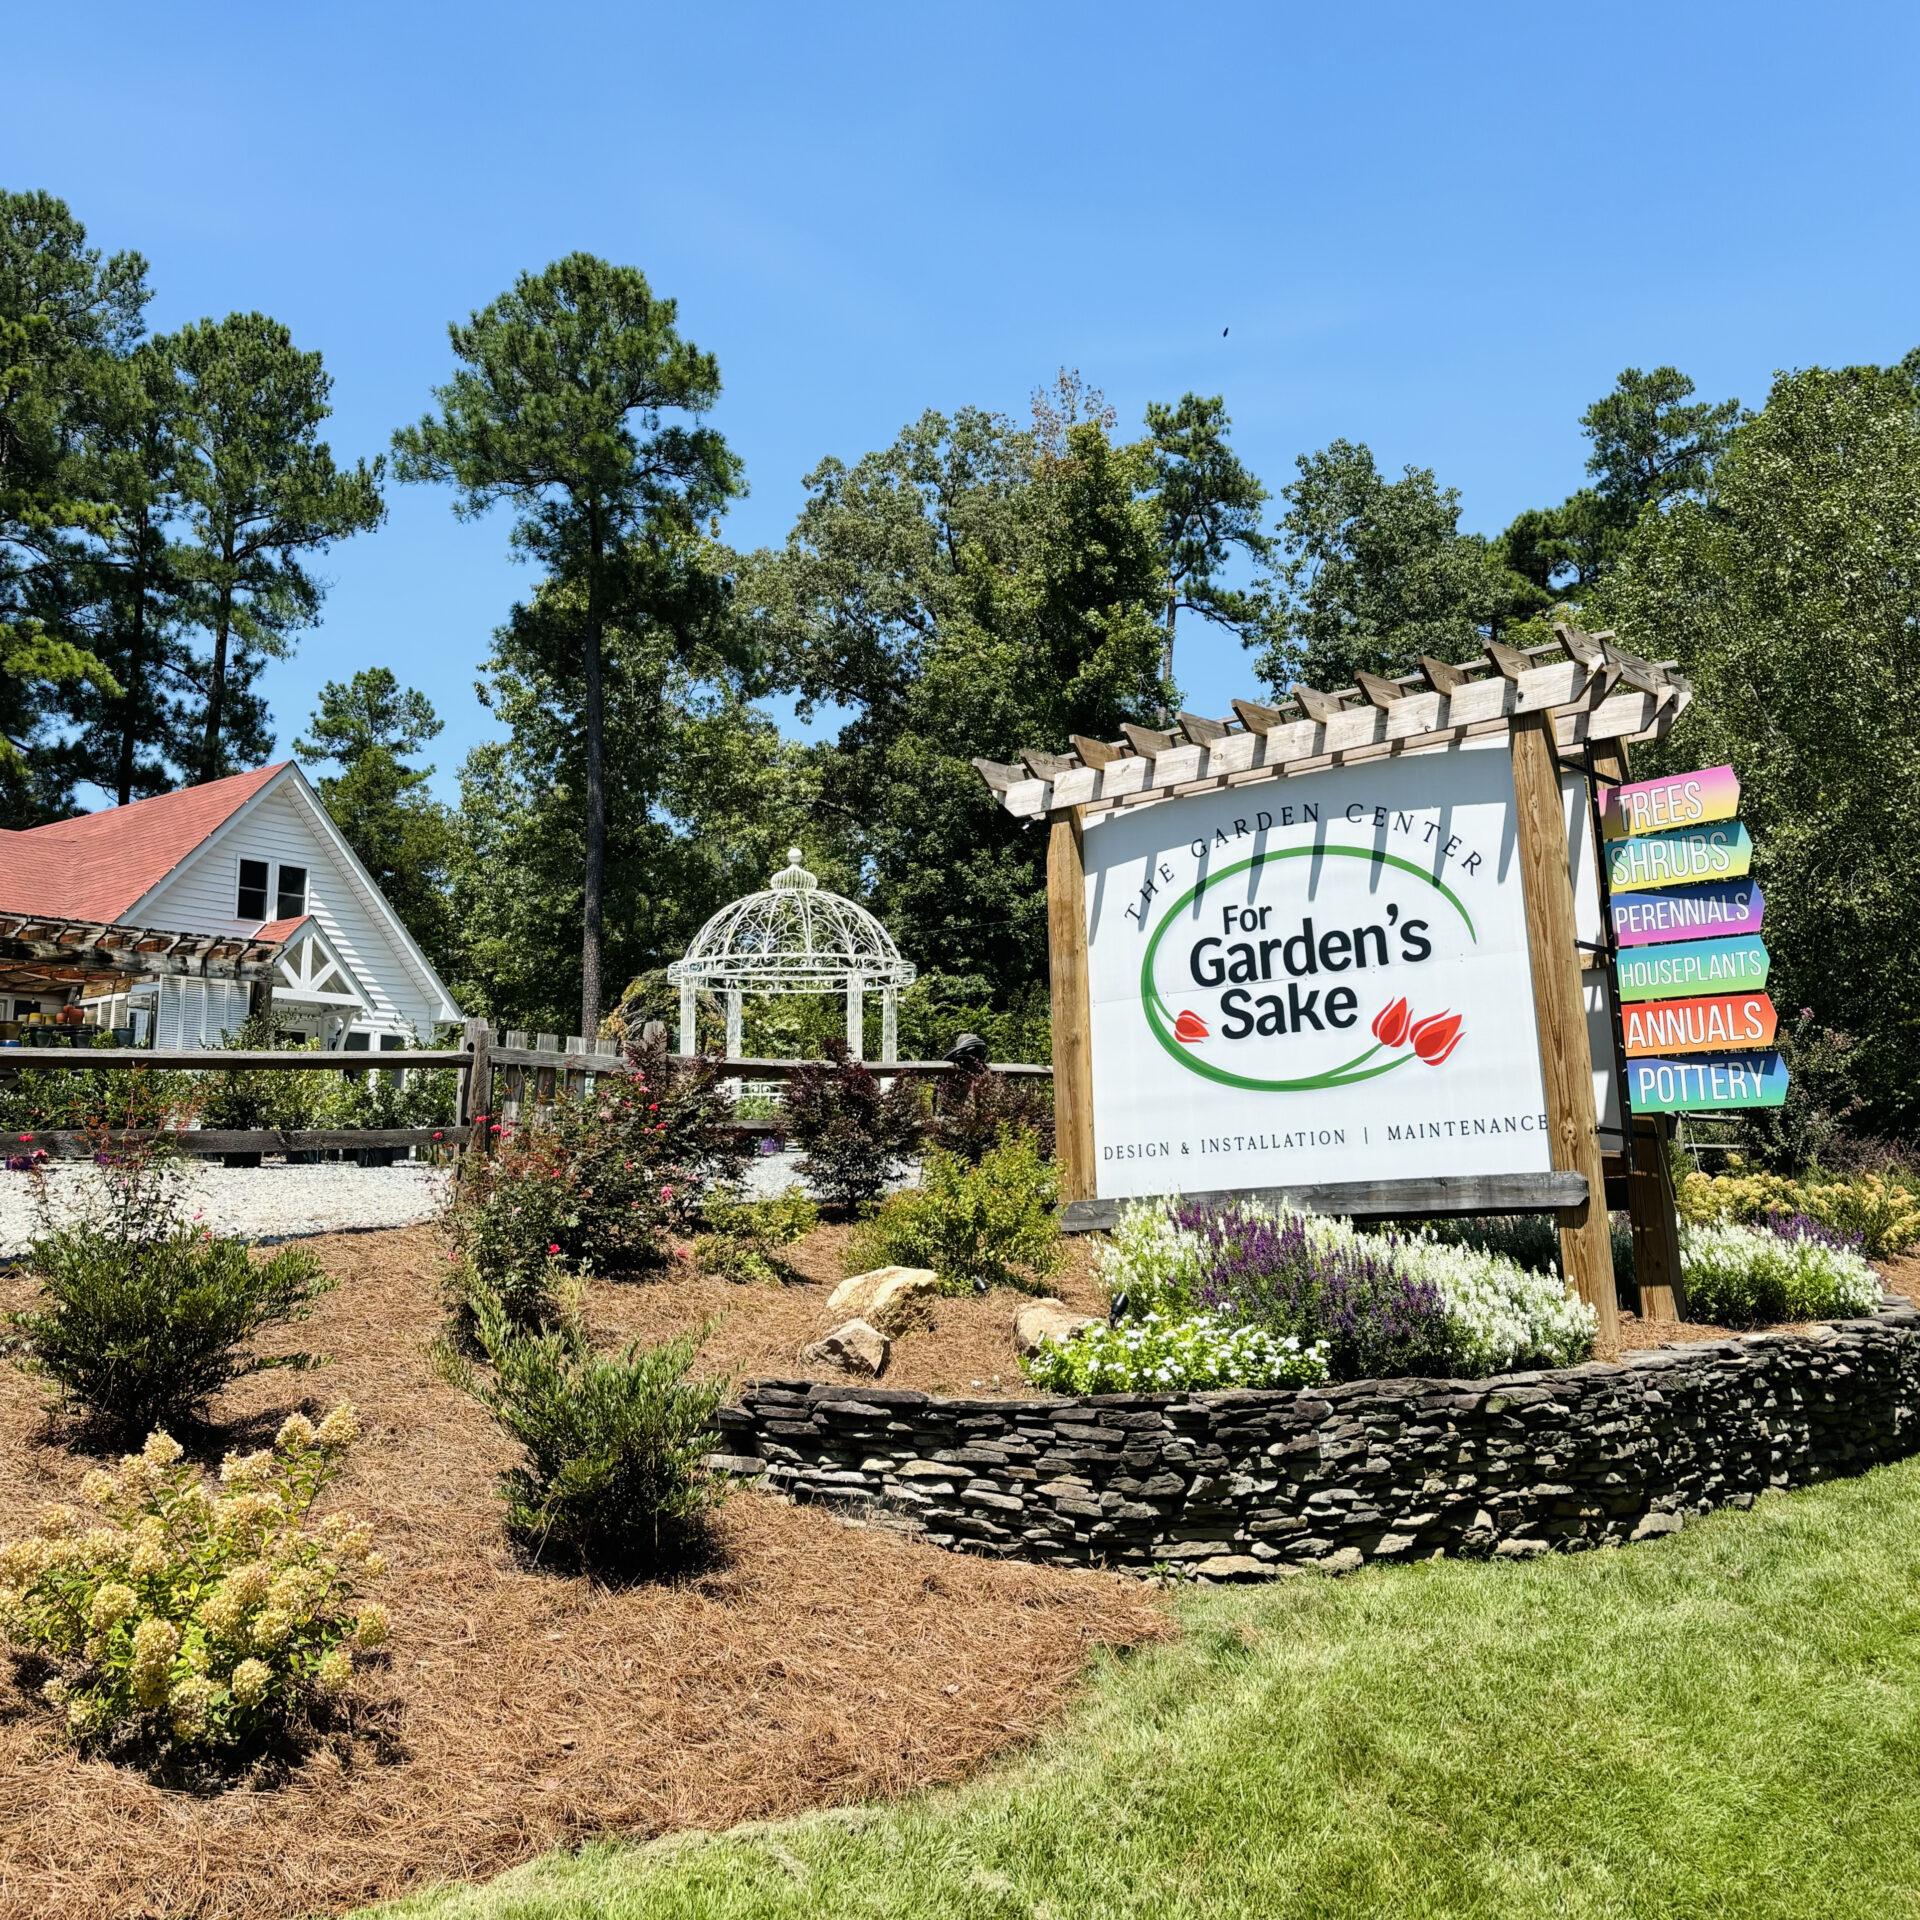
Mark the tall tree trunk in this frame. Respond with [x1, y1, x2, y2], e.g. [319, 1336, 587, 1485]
[1160, 591, 1178, 721]
[580, 521, 607, 1041]
[115, 529, 149, 806]
[201, 574, 232, 783]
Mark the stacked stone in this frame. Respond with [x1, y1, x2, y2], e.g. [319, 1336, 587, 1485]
[710, 1304, 1920, 1578]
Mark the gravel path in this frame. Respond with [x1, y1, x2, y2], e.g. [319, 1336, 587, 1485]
[0, 1164, 451, 1256]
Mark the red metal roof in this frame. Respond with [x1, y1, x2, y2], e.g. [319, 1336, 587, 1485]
[0, 764, 289, 923]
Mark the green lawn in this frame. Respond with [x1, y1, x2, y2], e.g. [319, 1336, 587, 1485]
[372, 1458, 1920, 1920]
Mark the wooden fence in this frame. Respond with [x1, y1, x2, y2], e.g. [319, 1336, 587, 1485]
[1, 1019, 1051, 1160]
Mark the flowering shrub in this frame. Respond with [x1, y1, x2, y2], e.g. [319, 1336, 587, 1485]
[693, 1185, 820, 1284]
[1080, 1201, 1596, 1385]
[0, 1409, 386, 1754]
[1024, 1310, 1328, 1394]
[10, 1148, 332, 1431]
[469, 1297, 725, 1575]
[1679, 1217, 1882, 1326]
[847, 1129, 1063, 1294]
[1678, 1167, 1920, 1259]
[446, 1045, 747, 1333]
[926, 1068, 1055, 1164]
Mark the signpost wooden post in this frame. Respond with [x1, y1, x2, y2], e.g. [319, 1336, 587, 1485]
[1047, 806, 1098, 1206]
[1510, 707, 1619, 1341]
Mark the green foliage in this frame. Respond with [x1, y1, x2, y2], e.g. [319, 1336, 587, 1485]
[1593, 350, 1920, 1129]
[744, 378, 1170, 996]
[0, 1411, 385, 1755]
[9, 1154, 332, 1431]
[395, 253, 745, 1037]
[296, 669, 458, 973]
[692, 1185, 818, 1285]
[373, 1456, 1920, 1920]
[470, 1298, 725, 1575]
[1023, 1310, 1327, 1394]
[846, 1131, 1061, 1294]
[782, 1047, 925, 1208]
[1253, 439, 1541, 690]
[1715, 1010, 1868, 1173]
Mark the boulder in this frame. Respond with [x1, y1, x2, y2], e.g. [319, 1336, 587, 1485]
[1014, 1298, 1104, 1358]
[801, 1319, 890, 1377]
[828, 1266, 941, 1335]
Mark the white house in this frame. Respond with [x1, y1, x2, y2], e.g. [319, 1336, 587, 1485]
[0, 762, 460, 1049]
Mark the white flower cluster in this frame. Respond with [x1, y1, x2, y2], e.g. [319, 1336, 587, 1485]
[1679, 1218, 1882, 1321]
[1025, 1310, 1330, 1395]
[1092, 1207, 1213, 1317]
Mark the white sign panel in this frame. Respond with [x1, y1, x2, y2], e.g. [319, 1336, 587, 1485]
[1084, 741, 1555, 1201]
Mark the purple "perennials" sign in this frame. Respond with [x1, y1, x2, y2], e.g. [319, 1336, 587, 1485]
[1611, 879, 1764, 949]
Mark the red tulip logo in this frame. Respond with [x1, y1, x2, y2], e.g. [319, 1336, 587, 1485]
[1371, 997, 1411, 1048]
[1410, 1011, 1464, 1065]
[1173, 1009, 1209, 1043]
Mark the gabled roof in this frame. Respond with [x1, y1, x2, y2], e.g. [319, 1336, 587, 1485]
[0, 765, 289, 921]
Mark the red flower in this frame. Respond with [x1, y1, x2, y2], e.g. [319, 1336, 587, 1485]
[1410, 1011, 1464, 1065]
[1371, 998, 1411, 1048]
[1173, 1009, 1209, 1043]
[547, 1243, 561, 1255]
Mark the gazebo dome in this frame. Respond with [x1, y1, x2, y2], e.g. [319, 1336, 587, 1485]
[668, 850, 915, 1061]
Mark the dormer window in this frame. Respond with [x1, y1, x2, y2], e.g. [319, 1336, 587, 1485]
[277, 864, 308, 919]
[237, 859, 269, 920]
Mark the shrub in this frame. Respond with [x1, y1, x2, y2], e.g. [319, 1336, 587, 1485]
[1024, 1311, 1328, 1394]
[927, 1068, 1055, 1163]
[10, 1154, 332, 1432]
[1678, 1167, 1920, 1259]
[1089, 1202, 1596, 1383]
[470, 1298, 725, 1575]
[693, 1185, 819, 1285]
[783, 1044, 924, 1208]
[445, 1045, 749, 1330]
[1679, 1217, 1882, 1326]
[847, 1130, 1063, 1293]
[0, 1409, 386, 1755]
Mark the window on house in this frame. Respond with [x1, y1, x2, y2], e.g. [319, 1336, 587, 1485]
[276, 864, 308, 920]
[237, 859, 269, 920]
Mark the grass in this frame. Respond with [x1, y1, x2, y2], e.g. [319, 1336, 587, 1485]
[369, 1457, 1920, 1920]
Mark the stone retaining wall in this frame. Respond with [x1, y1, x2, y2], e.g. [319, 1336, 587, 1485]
[713, 1303, 1920, 1577]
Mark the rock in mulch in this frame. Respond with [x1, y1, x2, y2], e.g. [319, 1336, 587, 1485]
[827, 1265, 940, 1335]
[802, 1318, 890, 1376]
[1014, 1298, 1104, 1357]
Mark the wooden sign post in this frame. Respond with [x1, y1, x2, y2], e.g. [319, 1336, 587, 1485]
[1509, 707, 1618, 1341]
[1047, 806, 1097, 1206]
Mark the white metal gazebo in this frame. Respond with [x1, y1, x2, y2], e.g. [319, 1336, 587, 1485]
[668, 849, 917, 1062]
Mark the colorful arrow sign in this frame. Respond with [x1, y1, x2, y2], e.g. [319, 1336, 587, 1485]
[1625, 1052, 1789, 1112]
[1601, 764, 1740, 840]
[1606, 821, 1753, 893]
[1615, 933, 1769, 1003]
[1622, 991, 1777, 1057]
[1612, 879, 1764, 947]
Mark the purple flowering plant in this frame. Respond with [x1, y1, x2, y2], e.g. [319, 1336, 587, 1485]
[1174, 1202, 1456, 1383]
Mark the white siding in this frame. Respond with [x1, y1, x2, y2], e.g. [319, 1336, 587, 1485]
[136, 779, 452, 1042]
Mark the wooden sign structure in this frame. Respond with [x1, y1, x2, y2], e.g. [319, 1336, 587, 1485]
[977, 624, 1697, 1345]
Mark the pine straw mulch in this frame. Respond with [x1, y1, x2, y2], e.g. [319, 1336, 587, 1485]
[598, 1218, 1109, 1398]
[0, 1227, 1169, 1920]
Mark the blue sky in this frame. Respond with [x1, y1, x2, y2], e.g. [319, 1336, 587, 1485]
[11, 1, 1919, 803]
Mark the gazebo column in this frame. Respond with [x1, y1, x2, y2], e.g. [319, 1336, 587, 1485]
[880, 986, 898, 1064]
[845, 971, 864, 1060]
[725, 988, 744, 1099]
[678, 978, 697, 1057]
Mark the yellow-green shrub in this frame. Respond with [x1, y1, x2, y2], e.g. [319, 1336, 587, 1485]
[0, 1407, 387, 1753]
[1678, 1169, 1920, 1259]
[692, 1184, 819, 1284]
